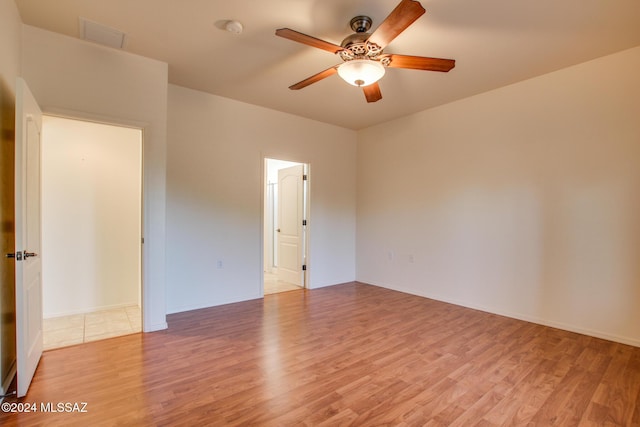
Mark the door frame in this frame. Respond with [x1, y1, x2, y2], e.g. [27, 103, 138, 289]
[42, 108, 147, 328]
[261, 157, 310, 295]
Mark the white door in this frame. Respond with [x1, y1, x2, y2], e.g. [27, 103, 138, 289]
[14, 78, 43, 397]
[277, 165, 304, 286]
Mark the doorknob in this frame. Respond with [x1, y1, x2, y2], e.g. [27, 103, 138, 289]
[277, 228, 281, 232]
[24, 251, 38, 258]
[6, 251, 22, 260]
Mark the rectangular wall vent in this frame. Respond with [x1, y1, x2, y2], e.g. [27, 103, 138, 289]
[79, 17, 127, 49]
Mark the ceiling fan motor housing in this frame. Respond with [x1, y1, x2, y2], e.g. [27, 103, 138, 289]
[340, 15, 386, 64]
[340, 32, 369, 49]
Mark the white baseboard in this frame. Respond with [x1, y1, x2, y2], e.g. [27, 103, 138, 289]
[359, 280, 640, 348]
[143, 321, 168, 333]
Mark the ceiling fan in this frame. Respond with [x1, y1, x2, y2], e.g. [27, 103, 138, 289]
[275, 0, 455, 103]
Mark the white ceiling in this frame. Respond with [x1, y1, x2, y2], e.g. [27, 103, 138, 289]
[14, 0, 640, 130]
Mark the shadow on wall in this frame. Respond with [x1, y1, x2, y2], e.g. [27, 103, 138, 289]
[0, 77, 16, 390]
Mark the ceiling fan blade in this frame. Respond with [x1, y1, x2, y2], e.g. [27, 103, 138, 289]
[363, 83, 382, 103]
[367, 0, 426, 50]
[276, 28, 343, 54]
[289, 66, 339, 90]
[385, 54, 455, 72]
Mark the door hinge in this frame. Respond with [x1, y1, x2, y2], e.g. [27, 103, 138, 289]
[302, 264, 307, 271]
[303, 174, 308, 181]
[302, 219, 307, 226]
[141, 237, 145, 244]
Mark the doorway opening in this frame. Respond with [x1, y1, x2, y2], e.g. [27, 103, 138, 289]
[263, 158, 309, 295]
[40, 116, 142, 350]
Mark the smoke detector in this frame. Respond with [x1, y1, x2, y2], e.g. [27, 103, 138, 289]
[224, 20, 243, 35]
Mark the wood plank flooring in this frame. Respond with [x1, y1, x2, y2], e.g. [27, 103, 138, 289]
[1, 282, 639, 426]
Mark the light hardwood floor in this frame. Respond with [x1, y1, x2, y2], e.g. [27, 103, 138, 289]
[1, 282, 639, 426]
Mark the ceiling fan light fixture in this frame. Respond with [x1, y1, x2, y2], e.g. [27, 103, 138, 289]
[337, 59, 385, 87]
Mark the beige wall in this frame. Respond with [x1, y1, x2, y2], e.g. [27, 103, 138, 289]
[357, 46, 640, 346]
[166, 85, 357, 313]
[0, 0, 21, 396]
[3, 0, 638, 374]
[0, 0, 21, 88]
[21, 25, 168, 332]
[42, 116, 141, 317]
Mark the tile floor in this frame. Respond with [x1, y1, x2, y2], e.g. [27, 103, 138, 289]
[43, 306, 141, 351]
[264, 271, 304, 295]
[43, 279, 302, 351]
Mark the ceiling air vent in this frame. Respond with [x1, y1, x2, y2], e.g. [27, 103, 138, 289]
[79, 17, 127, 49]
